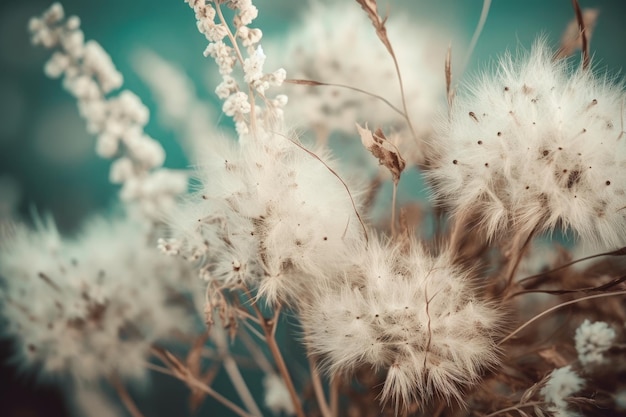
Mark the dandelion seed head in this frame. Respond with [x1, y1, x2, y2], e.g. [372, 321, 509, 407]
[0, 215, 189, 382]
[429, 39, 626, 248]
[301, 237, 501, 408]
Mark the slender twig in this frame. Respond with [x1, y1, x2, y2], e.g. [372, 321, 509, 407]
[309, 356, 332, 417]
[483, 401, 546, 417]
[459, 0, 492, 77]
[330, 376, 340, 417]
[285, 79, 405, 117]
[499, 290, 626, 345]
[572, 0, 590, 70]
[213, 321, 263, 417]
[391, 182, 398, 236]
[273, 130, 369, 244]
[239, 326, 274, 374]
[110, 374, 146, 417]
[517, 246, 626, 286]
[150, 347, 255, 417]
[242, 286, 306, 417]
[503, 227, 538, 293]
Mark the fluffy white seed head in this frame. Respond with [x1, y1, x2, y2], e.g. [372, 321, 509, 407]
[0, 215, 190, 382]
[167, 132, 366, 305]
[301, 237, 501, 408]
[428, 39, 626, 248]
[265, 1, 449, 157]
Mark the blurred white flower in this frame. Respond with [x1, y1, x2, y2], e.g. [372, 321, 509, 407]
[263, 373, 295, 416]
[166, 132, 365, 305]
[575, 319, 615, 366]
[0, 214, 191, 382]
[540, 365, 584, 416]
[266, 1, 451, 163]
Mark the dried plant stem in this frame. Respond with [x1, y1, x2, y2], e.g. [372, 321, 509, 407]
[276, 131, 369, 244]
[150, 347, 255, 417]
[459, 0, 492, 77]
[517, 245, 626, 286]
[499, 290, 626, 345]
[572, 0, 590, 70]
[212, 323, 263, 417]
[110, 374, 146, 417]
[243, 287, 306, 417]
[388, 55, 417, 144]
[239, 325, 275, 374]
[447, 213, 467, 254]
[503, 228, 537, 292]
[445, 43, 454, 114]
[363, 174, 383, 215]
[391, 182, 398, 236]
[330, 376, 339, 417]
[309, 356, 332, 417]
[285, 79, 405, 118]
[483, 401, 546, 417]
[223, 355, 262, 416]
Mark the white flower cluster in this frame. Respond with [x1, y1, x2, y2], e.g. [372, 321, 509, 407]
[185, 0, 287, 138]
[301, 238, 501, 407]
[575, 319, 615, 366]
[0, 215, 190, 382]
[428, 40, 626, 248]
[265, 2, 448, 164]
[29, 3, 187, 220]
[165, 135, 366, 305]
[263, 373, 295, 416]
[540, 365, 585, 417]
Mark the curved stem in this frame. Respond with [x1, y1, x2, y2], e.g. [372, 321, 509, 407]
[499, 290, 626, 345]
[110, 374, 146, 417]
[243, 287, 306, 417]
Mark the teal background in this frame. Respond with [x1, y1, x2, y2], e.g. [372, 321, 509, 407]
[1, 0, 625, 231]
[0, 1, 625, 416]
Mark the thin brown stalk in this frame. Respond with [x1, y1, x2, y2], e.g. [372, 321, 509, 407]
[354, 0, 419, 144]
[508, 275, 626, 299]
[212, 320, 263, 417]
[503, 227, 538, 293]
[150, 347, 255, 417]
[517, 245, 626, 286]
[110, 374, 146, 417]
[572, 0, 590, 70]
[459, 0, 492, 77]
[242, 286, 306, 417]
[330, 376, 339, 417]
[483, 401, 546, 417]
[445, 43, 453, 114]
[274, 131, 369, 244]
[391, 182, 398, 237]
[309, 356, 332, 417]
[285, 79, 405, 117]
[499, 290, 626, 345]
[239, 325, 274, 374]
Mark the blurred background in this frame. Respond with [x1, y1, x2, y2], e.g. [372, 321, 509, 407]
[1, 0, 625, 416]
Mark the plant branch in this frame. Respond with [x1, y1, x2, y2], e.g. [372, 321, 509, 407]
[110, 374, 146, 417]
[499, 290, 626, 345]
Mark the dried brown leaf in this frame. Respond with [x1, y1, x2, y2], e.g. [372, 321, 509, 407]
[356, 123, 406, 185]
